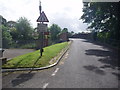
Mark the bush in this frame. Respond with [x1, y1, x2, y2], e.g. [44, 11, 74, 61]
[20, 43, 36, 49]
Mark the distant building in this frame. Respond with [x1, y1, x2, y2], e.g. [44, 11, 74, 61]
[59, 32, 68, 42]
[72, 33, 92, 39]
[0, 15, 7, 25]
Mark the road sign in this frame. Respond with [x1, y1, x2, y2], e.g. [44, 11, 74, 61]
[37, 23, 47, 32]
[37, 11, 49, 22]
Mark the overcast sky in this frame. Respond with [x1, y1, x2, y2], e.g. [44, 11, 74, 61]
[0, 0, 88, 33]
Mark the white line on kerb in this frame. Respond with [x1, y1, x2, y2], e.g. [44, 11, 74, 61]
[51, 68, 59, 76]
[42, 83, 49, 89]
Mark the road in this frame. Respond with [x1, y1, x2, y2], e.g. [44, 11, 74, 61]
[2, 39, 119, 88]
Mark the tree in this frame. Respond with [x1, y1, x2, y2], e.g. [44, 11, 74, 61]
[49, 24, 61, 43]
[6, 20, 18, 43]
[1, 16, 36, 48]
[61, 28, 68, 33]
[15, 17, 34, 44]
[81, 2, 120, 41]
[58, 28, 68, 37]
[2, 25, 12, 48]
[0, 16, 12, 48]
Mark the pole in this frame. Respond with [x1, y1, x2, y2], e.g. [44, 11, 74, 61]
[39, 32, 44, 56]
[0, 16, 2, 57]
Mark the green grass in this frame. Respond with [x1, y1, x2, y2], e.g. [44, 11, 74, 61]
[2, 42, 68, 68]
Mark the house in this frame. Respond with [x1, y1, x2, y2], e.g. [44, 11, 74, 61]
[59, 32, 68, 42]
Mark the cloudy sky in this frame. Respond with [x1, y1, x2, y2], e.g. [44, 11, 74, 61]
[0, 0, 88, 33]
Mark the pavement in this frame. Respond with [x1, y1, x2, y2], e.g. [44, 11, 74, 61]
[3, 49, 35, 59]
[2, 39, 119, 88]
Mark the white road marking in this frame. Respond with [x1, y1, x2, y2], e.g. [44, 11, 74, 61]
[42, 83, 49, 89]
[51, 68, 59, 76]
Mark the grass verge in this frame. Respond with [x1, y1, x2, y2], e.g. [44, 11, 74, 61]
[2, 42, 68, 68]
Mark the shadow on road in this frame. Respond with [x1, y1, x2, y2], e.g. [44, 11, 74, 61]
[85, 49, 118, 69]
[85, 49, 111, 57]
[82, 39, 94, 43]
[83, 39, 119, 80]
[11, 72, 35, 87]
[83, 65, 106, 75]
[112, 72, 120, 80]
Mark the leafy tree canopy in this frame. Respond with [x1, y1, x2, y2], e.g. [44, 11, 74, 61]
[49, 24, 61, 43]
[2, 25, 12, 48]
[15, 17, 34, 40]
[61, 28, 68, 33]
[81, 2, 120, 40]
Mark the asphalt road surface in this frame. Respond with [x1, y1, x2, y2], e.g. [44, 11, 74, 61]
[3, 49, 35, 59]
[2, 39, 119, 88]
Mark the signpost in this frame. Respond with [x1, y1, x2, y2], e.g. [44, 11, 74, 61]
[37, 23, 47, 33]
[36, 1, 49, 56]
